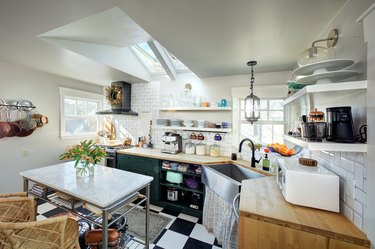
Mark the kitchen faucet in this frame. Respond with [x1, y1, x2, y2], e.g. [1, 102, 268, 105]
[238, 138, 262, 168]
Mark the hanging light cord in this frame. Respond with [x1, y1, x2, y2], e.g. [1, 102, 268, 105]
[250, 65, 254, 94]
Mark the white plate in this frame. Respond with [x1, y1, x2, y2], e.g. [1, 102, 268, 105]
[295, 70, 359, 85]
[293, 59, 354, 76]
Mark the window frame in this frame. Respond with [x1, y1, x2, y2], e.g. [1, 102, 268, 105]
[231, 84, 287, 148]
[59, 87, 102, 139]
[239, 98, 285, 144]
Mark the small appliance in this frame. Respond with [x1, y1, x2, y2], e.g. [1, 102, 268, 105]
[161, 132, 182, 154]
[167, 188, 178, 201]
[326, 106, 355, 143]
[277, 158, 339, 212]
[302, 122, 326, 142]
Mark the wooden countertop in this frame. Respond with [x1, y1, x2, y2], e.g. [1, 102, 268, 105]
[239, 177, 370, 247]
[117, 148, 274, 176]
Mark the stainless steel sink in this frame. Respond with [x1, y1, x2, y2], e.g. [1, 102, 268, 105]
[202, 163, 264, 202]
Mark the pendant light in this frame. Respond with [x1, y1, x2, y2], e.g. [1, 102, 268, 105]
[244, 61, 260, 124]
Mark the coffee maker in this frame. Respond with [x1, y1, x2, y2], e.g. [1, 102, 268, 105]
[161, 132, 182, 154]
[326, 107, 355, 143]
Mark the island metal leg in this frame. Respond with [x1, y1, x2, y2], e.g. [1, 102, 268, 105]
[23, 178, 28, 193]
[102, 209, 109, 249]
[145, 184, 150, 249]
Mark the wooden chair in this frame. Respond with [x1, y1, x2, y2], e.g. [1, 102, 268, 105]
[0, 192, 80, 249]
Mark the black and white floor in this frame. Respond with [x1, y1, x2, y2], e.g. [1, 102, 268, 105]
[37, 201, 222, 249]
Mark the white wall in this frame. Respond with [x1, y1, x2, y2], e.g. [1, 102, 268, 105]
[0, 61, 102, 193]
[362, 3, 375, 247]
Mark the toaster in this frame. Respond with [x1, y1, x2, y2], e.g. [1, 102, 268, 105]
[277, 158, 339, 212]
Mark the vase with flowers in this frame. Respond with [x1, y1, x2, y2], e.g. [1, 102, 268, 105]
[59, 140, 106, 177]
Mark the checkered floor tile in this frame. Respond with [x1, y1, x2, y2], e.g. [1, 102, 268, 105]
[37, 201, 222, 249]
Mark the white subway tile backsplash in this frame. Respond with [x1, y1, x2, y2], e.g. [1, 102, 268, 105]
[311, 150, 367, 232]
[354, 162, 364, 190]
[353, 199, 363, 216]
[340, 157, 355, 173]
[355, 187, 367, 207]
[353, 211, 363, 230]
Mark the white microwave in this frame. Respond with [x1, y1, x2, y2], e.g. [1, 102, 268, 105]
[277, 158, 339, 212]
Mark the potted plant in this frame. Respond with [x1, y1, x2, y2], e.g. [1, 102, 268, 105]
[59, 140, 106, 177]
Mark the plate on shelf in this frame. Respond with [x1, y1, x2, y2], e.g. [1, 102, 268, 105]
[295, 70, 359, 85]
[293, 59, 354, 76]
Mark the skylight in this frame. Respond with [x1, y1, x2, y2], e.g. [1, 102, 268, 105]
[165, 50, 190, 72]
[131, 42, 166, 75]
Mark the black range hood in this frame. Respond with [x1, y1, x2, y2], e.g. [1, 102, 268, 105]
[96, 81, 138, 116]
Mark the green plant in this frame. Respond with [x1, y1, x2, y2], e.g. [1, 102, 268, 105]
[59, 140, 106, 167]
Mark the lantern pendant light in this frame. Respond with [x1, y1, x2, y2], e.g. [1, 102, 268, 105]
[244, 61, 260, 124]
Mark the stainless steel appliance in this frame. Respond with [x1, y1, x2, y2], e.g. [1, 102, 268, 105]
[302, 122, 326, 142]
[326, 106, 355, 143]
[96, 145, 133, 168]
[161, 132, 182, 154]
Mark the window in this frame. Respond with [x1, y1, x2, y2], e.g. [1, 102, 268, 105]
[240, 99, 284, 145]
[130, 42, 166, 75]
[59, 87, 102, 139]
[165, 50, 190, 73]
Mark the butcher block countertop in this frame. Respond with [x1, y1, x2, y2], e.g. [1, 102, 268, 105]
[117, 147, 273, 176]
[239, 177, 370, 247]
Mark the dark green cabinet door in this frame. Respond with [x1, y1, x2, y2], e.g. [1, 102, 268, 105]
[117, 154, 159, 204]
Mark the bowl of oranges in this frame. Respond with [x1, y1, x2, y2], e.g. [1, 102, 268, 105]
[267, 143, 295, 156]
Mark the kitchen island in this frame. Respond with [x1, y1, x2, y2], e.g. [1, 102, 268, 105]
[20, 162, 153, 249]
[238, 177, 370, 249]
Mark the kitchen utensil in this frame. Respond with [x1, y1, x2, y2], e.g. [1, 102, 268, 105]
[190, 132, 197, 140]
[293, 59, 354, 76]
[17, 100, 34, 112]
[32, 114, 49, 127]
[326, 106, 355, 143]
[185, 177, 199, 189]
[0, 122, 11, 139]
[302, 122, 326, 142]
[214, 133, 222, 141]
[195, 142, 206, 155]
[167, 188, 178, 201]
[185, 140, 195, 154]
[197, 120, 205, 128]
[6, 122, 21, 137]
[166, 171, 183, 184]
[309, 108, 325, 122]
[197, 133, 204, 140]
[161, 132, 182, 154]
[206, 122, 216, 128]
[221, 121, 230, 128]
[209, 143, 220, 157]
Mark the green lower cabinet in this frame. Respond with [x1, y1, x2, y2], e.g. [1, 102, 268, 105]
[117, 154, 160, 205]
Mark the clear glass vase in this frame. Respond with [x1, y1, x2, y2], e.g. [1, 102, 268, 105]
[75, 161, 95, 177]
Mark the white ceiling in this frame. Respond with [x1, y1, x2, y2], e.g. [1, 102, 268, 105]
[0, 0, 352, 84]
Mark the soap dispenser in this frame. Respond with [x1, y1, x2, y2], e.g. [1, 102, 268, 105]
[262, 148, 270, 171]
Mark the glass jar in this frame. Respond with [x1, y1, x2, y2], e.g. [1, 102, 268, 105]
[196, 142, 206, 156]
[185, 140, 195, 154]
[209, 143, 220, 157]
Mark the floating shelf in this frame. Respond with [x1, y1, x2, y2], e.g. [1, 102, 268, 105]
[159, 107, 232, 111]
[154, 125, 232, 133]
[283, 80, 367, 105]
[283, 135, 367, 152]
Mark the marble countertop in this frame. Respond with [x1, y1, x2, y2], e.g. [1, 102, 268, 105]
[20, 162, 153, 208]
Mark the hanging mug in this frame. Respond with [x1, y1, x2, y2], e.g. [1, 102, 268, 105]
[190, 132, 197, 140]
[214, 133, 222, 141]
[197, 133, 205, 140]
